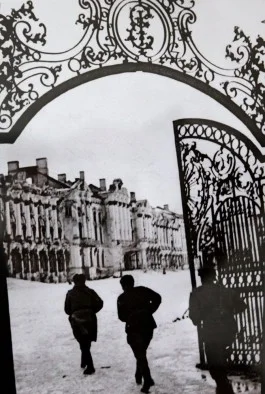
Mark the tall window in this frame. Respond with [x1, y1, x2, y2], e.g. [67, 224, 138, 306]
[57, 250, 64, 272]
[79, 222, 83, 239]
[166, 226, 168, 244]
[30, 250, 39, 273]
[58, 225, 62, 240]
[93, 210, 98, 241]
[97, 250, 100, 267]
[131, 219, 134, 240]
[90, 248, 93, 267]
[98, 212, 103, 243]
[102, 250, 105, 267]
[65, 201, 72, 217]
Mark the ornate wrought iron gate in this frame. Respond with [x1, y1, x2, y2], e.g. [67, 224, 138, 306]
[174, 119, 264, 369]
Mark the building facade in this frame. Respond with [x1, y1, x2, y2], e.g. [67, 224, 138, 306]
[0, 159, 187, 282]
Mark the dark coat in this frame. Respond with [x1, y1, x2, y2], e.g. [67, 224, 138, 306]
[189, 283, 246, 346]
[117, 286, 162, 334]
[64, 285, 103, 342]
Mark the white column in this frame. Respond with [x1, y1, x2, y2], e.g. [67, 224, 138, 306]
[69, 244, 83, 276]
[97, 210, 102, 242]
[125, 205, 131, 240]
[150, 218, 153, 240]
[122, 204, 126, 240]
[150, 219, 154, 241]
[145, 216, 149, 240]
[118, 203, 123, 240]
[110, 204, 117, 240]
[163, 227, 166, 245]
[159, 226, 163, 245]
[173, 228, 177, 248]
[15, 202, 22, 237]
[33, 205, 39, 240]
[107, 204, 113, 240]
[147, 217, 151, 239]
[136, 215, 143, 240]
[141, 248, 147, 270]
[91, 207, 96, 240]
[5, 201, 11, 236]
[145, 216, 151, 240]
[83, 247, 90, 267]
[142, 216, 146, 239]
[121, 204, 126, 240]
[25, 201, 32, 238]
[45, 207, 50, 239]
[128, 208, 132, 240]
[114, 204, 120, 240]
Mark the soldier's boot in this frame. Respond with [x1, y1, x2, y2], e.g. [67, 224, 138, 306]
[141, 365, 155, 393]
[81, 351, 86, 368]
[135, 363, 142, 385]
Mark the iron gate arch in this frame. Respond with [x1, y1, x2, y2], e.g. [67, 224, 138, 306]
[174, 118, 264, 369]
[0, 1, 265, 144]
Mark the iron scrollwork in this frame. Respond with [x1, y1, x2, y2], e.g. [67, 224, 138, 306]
[175, 119, 264, 366]
[0, 0, 264, 141]
[177, 122, 264, 259]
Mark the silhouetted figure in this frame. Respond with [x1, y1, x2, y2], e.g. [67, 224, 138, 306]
[64, 274, 103, 375]
[117, 275, 161, 393]
[189, 267, 246, 394]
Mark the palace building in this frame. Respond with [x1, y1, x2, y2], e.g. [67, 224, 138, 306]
[0, 158, 187, 282]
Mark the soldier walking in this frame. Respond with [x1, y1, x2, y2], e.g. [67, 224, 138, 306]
[64, 274, 103, 375]
[189, 266, 246, 394]
[117, 275, 161, 393]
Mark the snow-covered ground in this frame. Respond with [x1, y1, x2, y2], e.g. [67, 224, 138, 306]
[7, 270, 261, 394]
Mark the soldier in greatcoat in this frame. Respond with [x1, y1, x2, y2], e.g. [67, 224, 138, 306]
[117, 275, 161, 393]
[189, 267, 246, 394]
[64, 274, 103, 375]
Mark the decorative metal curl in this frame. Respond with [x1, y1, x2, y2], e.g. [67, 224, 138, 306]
[0, 0, 264, 141]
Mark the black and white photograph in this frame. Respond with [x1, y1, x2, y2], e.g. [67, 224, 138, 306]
[0, 1, 264, 393]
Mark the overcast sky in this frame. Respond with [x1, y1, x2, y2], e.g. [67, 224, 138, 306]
[0, 0, 264, 213]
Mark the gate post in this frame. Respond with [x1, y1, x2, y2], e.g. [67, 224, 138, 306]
[174, 126, 207, 367]
[174, 130, 196, 289]
[0, 181, 17, 393]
